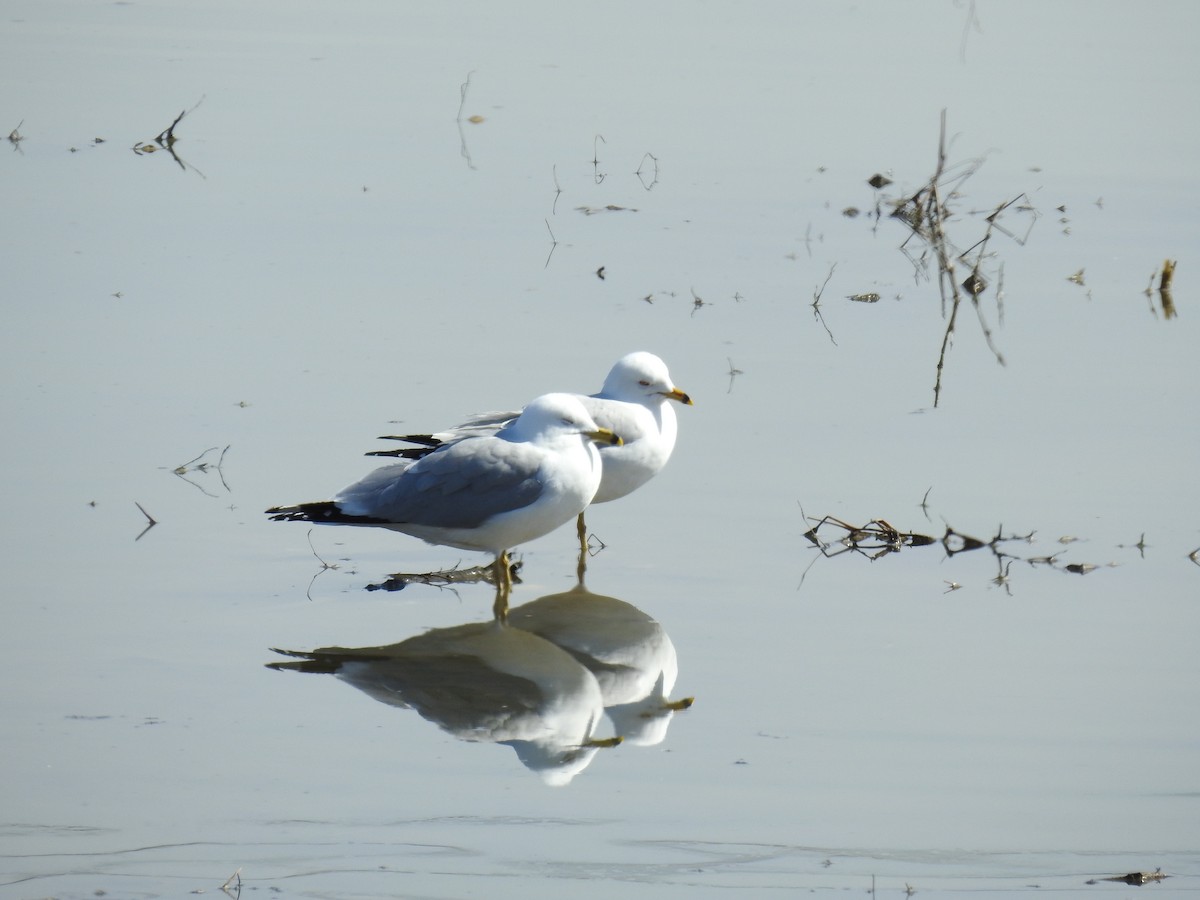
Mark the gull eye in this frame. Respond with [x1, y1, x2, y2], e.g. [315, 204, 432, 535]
[638, 380, 650, 387]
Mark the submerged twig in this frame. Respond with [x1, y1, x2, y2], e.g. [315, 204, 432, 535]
[811, 264, 837, 345]
[155, 109, 186, 148]
[304, 530, 341, 601]
[801, 510, 1122, 592]
[1090, 869, 1168, 887]
[220, 867, 243, 899]
[170, 445, 231, 496]
[725, 357, 743, 394]
[887, 111, 1033, 406]
[635, 152, 660, 190]
[958, 0, 982, 62]
[132, 97, 206, 175]
[918, 486, 933, 520]
[1154, 259, 1178, 319]
[550, 164, 562, 215]
[456, 70, 477, 170]
[134, 501, 157, 541]
[365, 559, 522, 594]
[591, 133, 606, 184]
[307, 530, 339, 572]
[544, 218, 558, 269]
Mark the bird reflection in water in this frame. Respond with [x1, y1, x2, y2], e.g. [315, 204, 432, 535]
[268, 553, 692, 784]
[506, 577, 693, 747]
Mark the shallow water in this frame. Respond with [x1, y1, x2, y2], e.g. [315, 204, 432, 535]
[3, 1, 1200, 897]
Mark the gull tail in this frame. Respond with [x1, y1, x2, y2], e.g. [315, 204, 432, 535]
[364, 445, 437, 460]
[265, 501, 386, 525]
[367, 433, 443, 458]
[377, 433, 443, 446]
[265, 646, 389, 674]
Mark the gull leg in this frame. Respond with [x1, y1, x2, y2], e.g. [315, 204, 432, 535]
[575, 542, 588, 586]
[576, 511, 588, 556]
[492, 551, 511, 623]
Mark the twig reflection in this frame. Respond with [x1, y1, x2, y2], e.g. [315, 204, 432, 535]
[132, 98, 206, 177]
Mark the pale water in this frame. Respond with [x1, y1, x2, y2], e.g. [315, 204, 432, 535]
[3, 1, 1199, 897]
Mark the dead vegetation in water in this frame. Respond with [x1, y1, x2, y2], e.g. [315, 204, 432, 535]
[364, 559, 523, 594]
[133, 500, 157, 541]
[1144, 258, 1178, 319]
[882, 111, 1037, 407]
[132, 97, 206, 176]
[798, 113, 1039, 401]
[844, 115, 1185, 405]
[1087, 868, 1168, 886]
[456, 70, 478, 170]
[168, 444, 231, 496]
[798, 503, 1135, 594]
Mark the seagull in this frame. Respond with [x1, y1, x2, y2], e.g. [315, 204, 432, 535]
[368, 352, 692, 550]
[268, 619, 620, 786]
[266, 392, 621, 603]
[507, 581, 694, 746]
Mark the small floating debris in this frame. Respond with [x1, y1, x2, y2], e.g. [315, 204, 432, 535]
[802, 515, 937, 558]
[962, 272, 986, 295]
[575, 204, 638, 215]
[1160, 258, 1177, 290]
[366, 560, 522, 593]
[1087, 868, 1168, 886]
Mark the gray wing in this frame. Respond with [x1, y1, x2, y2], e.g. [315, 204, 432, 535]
[337, 437, 544, 528]
[370, 409, 520, 458]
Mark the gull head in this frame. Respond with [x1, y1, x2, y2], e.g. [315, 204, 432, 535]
[506, 393, 622, 446]
[602, 351, 693, 407]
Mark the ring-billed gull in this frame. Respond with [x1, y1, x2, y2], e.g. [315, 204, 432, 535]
[267, 619, 620, 786]
[507, 582, 693, 747]
[369, 352, 692, 549]
[266, 392, 621, 601]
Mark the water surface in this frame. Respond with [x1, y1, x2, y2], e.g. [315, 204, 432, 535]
[3, 1, 1199, 897]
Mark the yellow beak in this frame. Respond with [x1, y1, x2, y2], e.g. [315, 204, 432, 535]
[588, 427, 623, 447]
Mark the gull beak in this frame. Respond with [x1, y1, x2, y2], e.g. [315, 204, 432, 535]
[583, 735, 623, 749]
[663, 387, 694, 406]
[588, 427, 623, 447]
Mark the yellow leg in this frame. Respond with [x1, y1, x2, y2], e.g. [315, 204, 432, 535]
[492, 551, 511, 623]
[576, 511, 588, 556]
[575, 541, 587, 586]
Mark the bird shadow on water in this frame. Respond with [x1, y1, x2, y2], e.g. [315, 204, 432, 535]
[267, 551, 694, 786]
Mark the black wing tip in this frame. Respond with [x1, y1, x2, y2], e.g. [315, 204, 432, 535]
[377, 433, 442, 446]
[264, 502, 330, 522]
[265, 647, 335, 674]
[265, 658, 342, 674]
[264, 502, 387, 525]
[364, 446, 436, 459]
